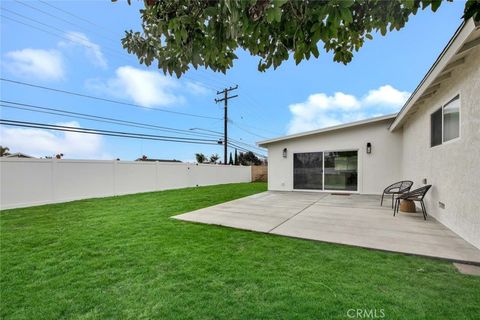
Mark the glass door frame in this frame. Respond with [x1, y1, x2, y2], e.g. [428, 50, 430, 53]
[293, 148, 359, 193]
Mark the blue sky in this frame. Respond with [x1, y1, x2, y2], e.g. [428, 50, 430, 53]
[0, 0, 466, 161]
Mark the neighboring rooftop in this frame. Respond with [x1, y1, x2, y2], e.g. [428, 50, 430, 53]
[135, 157, 182, 163]
[1, 152, 35, 158]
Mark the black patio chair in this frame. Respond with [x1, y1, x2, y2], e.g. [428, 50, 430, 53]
[394, 185, 432, 220]
[381, 180, 413, 208]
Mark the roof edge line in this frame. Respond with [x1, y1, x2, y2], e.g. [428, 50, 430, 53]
[257, 113, 397, 146]
[389, 18, 476, 131]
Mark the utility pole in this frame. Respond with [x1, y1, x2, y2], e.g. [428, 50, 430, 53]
[215, 85, 238, 165]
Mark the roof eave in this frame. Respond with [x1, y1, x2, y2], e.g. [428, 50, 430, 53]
[257, 113, 397, 147]
[389, 18, 477, 131]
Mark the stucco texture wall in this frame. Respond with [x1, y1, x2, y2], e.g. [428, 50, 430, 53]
[266, 119, 403, 194]
[400, 46, 480, 248]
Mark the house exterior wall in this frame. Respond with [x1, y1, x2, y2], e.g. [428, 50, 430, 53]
[265, 119, 403, 194]
[400, 46, 480, 249]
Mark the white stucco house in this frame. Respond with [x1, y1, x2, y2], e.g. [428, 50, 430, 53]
[258, 19, 480, 249]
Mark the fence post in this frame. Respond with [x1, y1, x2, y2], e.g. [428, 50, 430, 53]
[113, 160, 117, 196]
[155, 161, 160, 191]
[51, 158, 56, 203]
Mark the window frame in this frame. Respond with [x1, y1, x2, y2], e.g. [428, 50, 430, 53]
[430, 93, 461, 148]
[430, 107, 443, 148]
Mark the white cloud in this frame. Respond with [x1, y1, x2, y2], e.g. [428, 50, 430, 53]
[59, 31, 107, 69]
[87, 66, 184, 107]
[3, 49, 65, 81]
[287, 85, 410, 134]
[0, 121, 111, 159]
[185, 81, 209, 95]
[3, 31, 106, 81]
[363, 85, 411, 107]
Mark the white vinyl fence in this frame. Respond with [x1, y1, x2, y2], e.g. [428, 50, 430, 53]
[0, 158, 252, 209]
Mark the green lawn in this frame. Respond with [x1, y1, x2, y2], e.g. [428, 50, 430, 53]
[1, 182, 479, 319]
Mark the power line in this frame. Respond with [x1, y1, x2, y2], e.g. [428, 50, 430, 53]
[38, 0, 118, 34]
[0, 101, 266, 154]
[228, 139, 266, 153]
[241, 94, 281, 133]
[25, 0, 224, 92]
[188, 126, 266, 152]
[0, 117, 266, 156]
[0, 105, 266, 156]
[0, 114, 266, 157]
[232, 116, 280, 136]
[0, 14, 220, 93]
[0, 78, 221, 120]
[228, 145, 266, 158]
[189, 69, 230, 89]
[230, 121, 269, 139]
[227, 142, 266, 158]
[0, 119, 222, 145]
[0, 119, 218, 142]
[0, 13, 86, 46]
[0, 13, 128, 66]
[14, 0, 120, 46]
[0, 101, 221, 139]
[0, 9, 131, 62]
[215, 85, 239, 164]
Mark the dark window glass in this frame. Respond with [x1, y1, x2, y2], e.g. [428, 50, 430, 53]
[431, 107, 442, 147]
[293, 152, 323, 190]
[324, 151, 358, 191]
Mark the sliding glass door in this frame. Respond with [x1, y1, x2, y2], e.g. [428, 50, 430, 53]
[324, 151, 358, 191]
[293, 152, 323, 190]
[293, 150, 358, 191]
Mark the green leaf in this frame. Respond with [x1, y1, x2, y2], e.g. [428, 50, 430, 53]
[340, 8, 353, 25]
[463, 0, 480, 21]
[293, 48, 303, 65]
[339, 0, 354, 8]
[120, 0, 454, 77]
[266, 8, 275, 23]
[274, 7, 282, 22]
[273, 0, 288, 7]
[311, 45, 320, 58]
[180, 29, 188, 41]
[266, 7, 283, 23]
[204, 6, 217, 16]
[431, 0, 442, 12]
[404, 0, 415, 9]
[380, 25, 387, 36]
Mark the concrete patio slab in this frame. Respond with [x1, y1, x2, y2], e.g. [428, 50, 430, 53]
[453, 263, 480, 276]
[174, 191, 327, 233]
[173, 191, 480, 264]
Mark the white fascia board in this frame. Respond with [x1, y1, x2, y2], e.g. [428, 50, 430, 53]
[257, 114, 396, 147]
[389, 19, 477, 131]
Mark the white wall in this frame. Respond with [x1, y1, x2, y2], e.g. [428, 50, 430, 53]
[0, 159, 252, 209]
[265, 118, 403, 194]
[400, 46, 480, 249]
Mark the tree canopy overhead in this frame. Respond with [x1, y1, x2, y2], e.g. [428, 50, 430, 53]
[116, 0, 479, 77]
